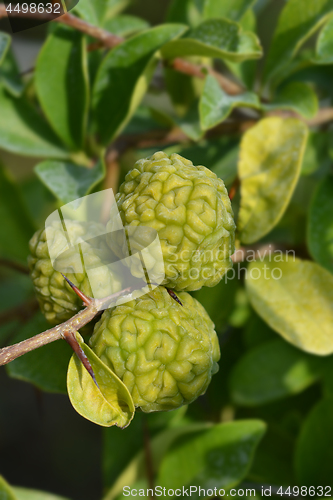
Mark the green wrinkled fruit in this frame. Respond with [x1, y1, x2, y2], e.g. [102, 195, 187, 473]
[28, 220, 122, 325]
[89, 286, 220, 412]
[109, 151, 235, 291]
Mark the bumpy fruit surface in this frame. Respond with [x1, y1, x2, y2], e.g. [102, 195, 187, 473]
[89, 287, 220, 412]
[109, 151, 235, 291]
[28, 221, 122, 325]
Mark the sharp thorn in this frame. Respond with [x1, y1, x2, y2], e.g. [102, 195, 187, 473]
[61, 273, 93, 306]
[166, 288, 183, 306]
[62, 329, 99, 389]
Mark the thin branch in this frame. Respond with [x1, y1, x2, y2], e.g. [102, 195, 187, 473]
[143, 417, 155, 499]
[169, 58, 244, 95]
[231, 243, 282, 263]
[0, 4, 242, 96]
[55, 13, 123, 48]
[0, 286, 132, 367]
[0, 258, 30, 275]
[0, 299, 39, 326]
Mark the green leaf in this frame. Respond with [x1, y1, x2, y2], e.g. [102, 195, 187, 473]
[162, 19, 262, 61]
[315, 15, 333, 63]
[35, 25, 89, 150]
[230, 339, 321, 406]
[264, 82, 318, 119]
[104, 424, 212, 500]
[0, 86, 69, 158]
[225, 9, 258, 89]
[104, 15, 150, 37]
[0, 476, 17, 500]
[103, 409, 187, 488]
[67, 336, 134, 428]
[0, 165, 35, 263]
[0, 31, 10, 66]
[167, 0, 205, 27]
[13, 488, 70, 500]
[203, 0, 256, 22]
[238, 117, 308, 244]
[0, 49, 24, 97]
[35, 158, 105, 204]
[246, 258, 333, 355]
[264, 0, 333, 85]
[308, 175, 333, 274]
[157, 420, 266, 493]
[93, 24, 187, 145]
[74, 0, 103, 25]
[7, 313, 71, 394]
[74, 0, 130, 26]
[174, 101, 203, 140]
[200, 74, 261, 130]
[295, 398, 333, 487]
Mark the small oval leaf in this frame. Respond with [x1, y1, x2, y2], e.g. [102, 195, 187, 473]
[230, 339, 322, 406]
[296, 398, 333, 487]
[67, 337, 135, 428]
[35, 158, 105, 204]
[157, 420, 266, 493]
[238, 117, 308, 244]
[0, 86, 69, 158]
[93, 24, 187, 145]
[35, 25, 89, 150]
[246, 258, 333, 355]
[200, 74, 261, 130]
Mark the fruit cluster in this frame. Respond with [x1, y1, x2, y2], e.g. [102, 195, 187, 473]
[29, 152, 235, 412]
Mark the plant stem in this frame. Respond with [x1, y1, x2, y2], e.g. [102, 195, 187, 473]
[0, 258, 30, 275]
[0, 287, 132, 367]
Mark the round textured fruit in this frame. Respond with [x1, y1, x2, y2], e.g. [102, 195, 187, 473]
[89, 286, 220, 412]
[28, 220, 122, 325]
[108, 151, 235, 292]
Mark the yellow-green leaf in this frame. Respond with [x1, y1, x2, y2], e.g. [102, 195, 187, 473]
[67, 337, 134, 428]
[238, 117, 308, 244]
[246, 258, 333, 355]
[0, 476, 17, 500]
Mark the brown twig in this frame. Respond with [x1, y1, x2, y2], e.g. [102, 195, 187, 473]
[0, 258, 30, 275]
[143, 417, 155, 499]
[55, 13, 123, 48]
[0, 299, 39, 326]
[231, 243, 282, 263]
[169, 58, 244, 95]
[1, 4, 333, 133]
[0, 286, 132, 367]
[229, 177, 240, 201]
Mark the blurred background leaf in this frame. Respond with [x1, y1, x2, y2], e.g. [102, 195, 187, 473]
[35, 26, 89, 150]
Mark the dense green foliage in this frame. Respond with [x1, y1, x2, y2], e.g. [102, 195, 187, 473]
[0, 0, 333, 498]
